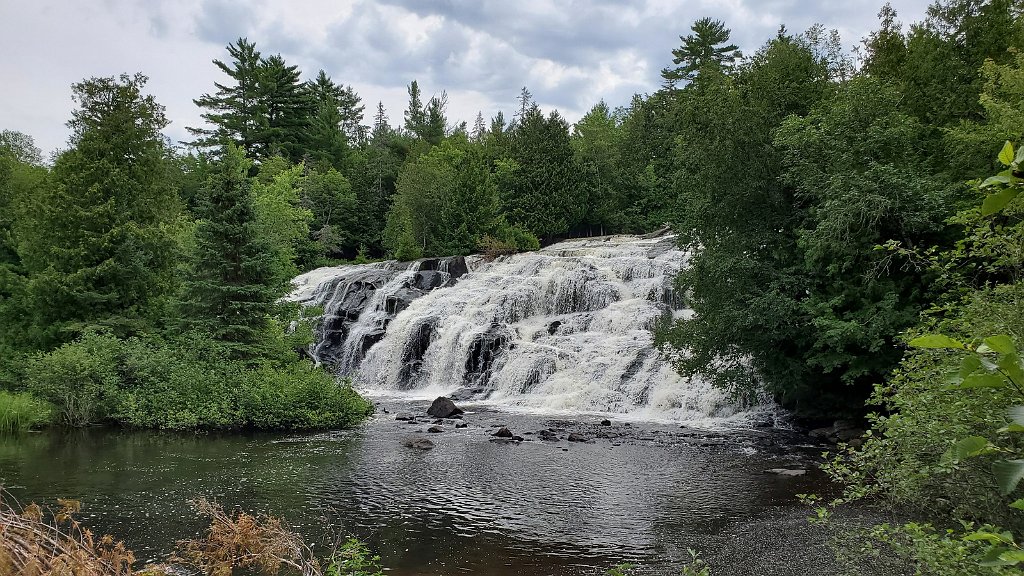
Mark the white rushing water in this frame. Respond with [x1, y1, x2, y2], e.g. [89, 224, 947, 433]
[289, 234, 769, 423]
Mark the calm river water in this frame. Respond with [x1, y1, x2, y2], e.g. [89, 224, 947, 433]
[0, 400, 836, 575]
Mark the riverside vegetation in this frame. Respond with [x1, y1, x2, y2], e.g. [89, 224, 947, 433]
[1, 0, 1023, 574]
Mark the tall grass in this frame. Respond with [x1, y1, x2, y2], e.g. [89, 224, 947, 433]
[0, 390, 52, 433]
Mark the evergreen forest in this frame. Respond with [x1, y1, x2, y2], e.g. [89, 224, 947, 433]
[2, 0, 1024, 572]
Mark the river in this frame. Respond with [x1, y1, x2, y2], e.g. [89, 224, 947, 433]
[0, 398, 839, 576]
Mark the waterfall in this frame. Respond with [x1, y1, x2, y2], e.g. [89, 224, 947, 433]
[288, 234, 768, 423]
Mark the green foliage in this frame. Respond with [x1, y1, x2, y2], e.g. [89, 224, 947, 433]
[189, 38, 316, 162]
[24, 330, 123, 426]
[22, 329, 371, 431]
[680, 549, 712, 576]
[325, 538, 385, 576]
[19, 73, 181, 347]
[664, 28, 877, 416]
[252, 162, 314, 287]
[661, 17, 742, 87]
[604, 563, 635, 576]
[300, 166, 359, 262]
[819, 142, 1024, 573]
[0, 391, 53, 433]
[499, 104, 583, 240]
[383, 137, 519, 258]
[176, 144, 278, 358]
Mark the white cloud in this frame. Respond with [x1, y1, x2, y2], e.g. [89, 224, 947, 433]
[0, 0, 932, 157]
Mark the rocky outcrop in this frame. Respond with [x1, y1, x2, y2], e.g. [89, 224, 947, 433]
[427, 397, 463, 418]
[403, 438, 435, 450]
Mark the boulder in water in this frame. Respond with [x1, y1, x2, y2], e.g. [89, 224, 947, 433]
[403, 438, 435, 450]
[538, 429, 559, 441]
[600, 419, 612, 426]
[492, 427, 513, 438]
[455, 422, 468, 429]
[427, 426, 443, 433]
[567, 432, 589, 442]
[427, 396, 463, 418]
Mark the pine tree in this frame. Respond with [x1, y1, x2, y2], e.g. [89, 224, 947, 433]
[471, 111, 486, 142]
[423, 91, 448, 145]
[259, 54, 314, 161]
[661, 18, 742, 87]
[403, 80, 426, 137]
[190, 39, 314, 162]
[305, 70, 350, 169]
[177, 144, 277, 358]
[189, 38, 267, 154]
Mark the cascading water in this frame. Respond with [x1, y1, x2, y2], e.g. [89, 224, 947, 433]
[289, 234, 769, 423]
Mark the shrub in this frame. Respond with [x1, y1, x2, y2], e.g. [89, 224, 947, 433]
[0, 390, 53, 433]
[326, 538, 384, 576]
[21, 330, 372, 431]
[24, 330, 122, 426]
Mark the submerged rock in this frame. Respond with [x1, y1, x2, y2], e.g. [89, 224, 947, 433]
[600, 419, 612, 426]
[808, 420, 865, 444]
[538, 429, 559, 441]
[427, 396, 464, 419]
[427, 426, 443, 433]
[567, 432, 589, 443]
[492, 427, 513, 438]
[403, 438, 435, 450]
[764, 468, 806, 476]
[455, 422, 468, 429]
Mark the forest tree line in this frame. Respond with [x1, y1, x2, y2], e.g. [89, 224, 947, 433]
[1, 0, 1024, 571]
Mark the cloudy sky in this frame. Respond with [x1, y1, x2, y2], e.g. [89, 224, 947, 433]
[1, 0, 931, 157]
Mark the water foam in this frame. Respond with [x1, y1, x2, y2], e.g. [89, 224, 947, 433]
[290, 234, 772, 424]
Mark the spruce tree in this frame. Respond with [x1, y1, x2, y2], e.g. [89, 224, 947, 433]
[178, 144, 277, 358]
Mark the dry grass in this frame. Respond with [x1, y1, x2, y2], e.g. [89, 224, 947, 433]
[176, 499, 322, 576]
[0, 490, 337, 576]
[0, 492, 143, 576]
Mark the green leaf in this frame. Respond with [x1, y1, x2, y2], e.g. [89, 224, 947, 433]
[967, 532, 1011, 544]
[1002, 423, 1024, 433]
[999, 141, 1015, 166]
[1010, 499, 1024, 511]
[981, 175, 1014, 188]
[952, 436, 994, 460]
[960, 355, 983, 378]
[910, 334, 965, 349]
[957, 373, 1009, 389]
[999, 353, 1024, 387]
[981, 546, 1016, 567]
[999, 550, 1024, 563]
[993, 459, 1024, 495]
[1016, 144, 1024, 165]
[983, 336, 1016, 355]
[982, 188, 1020, 216]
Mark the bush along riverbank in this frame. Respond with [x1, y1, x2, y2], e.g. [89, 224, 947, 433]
[11, 328, 371, 432]
[802, 143, 1024, 574]
[0, 93, 373, 433]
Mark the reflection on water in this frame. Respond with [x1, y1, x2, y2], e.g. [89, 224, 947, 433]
[0, 404, 825, 575]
